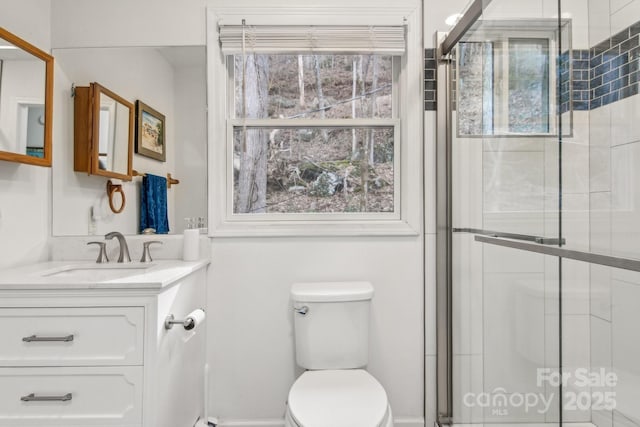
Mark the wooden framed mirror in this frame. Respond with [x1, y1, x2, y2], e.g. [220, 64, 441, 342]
[0, 27, 53, 167]
[74, 82, 134, 181]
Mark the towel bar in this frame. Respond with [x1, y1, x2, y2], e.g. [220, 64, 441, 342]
[132, 170, 180, 189]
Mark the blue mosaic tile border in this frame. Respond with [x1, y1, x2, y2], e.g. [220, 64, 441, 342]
[424, 48, 437, 111]
[589, 22, 640, 109]
[424, 20, 640, 112]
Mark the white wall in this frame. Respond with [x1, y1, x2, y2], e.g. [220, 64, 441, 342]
[588, 3, 640, 427]
[51, 0, 207, 48]
[209, 237, 424, 425]
[0, 0, 51, 268]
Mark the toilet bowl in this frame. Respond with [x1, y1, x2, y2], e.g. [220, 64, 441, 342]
[284, 370, 393, 427]
[287, 282, 393, 427]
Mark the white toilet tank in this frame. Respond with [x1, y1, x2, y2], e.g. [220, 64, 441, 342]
[291, 281, 374, 370]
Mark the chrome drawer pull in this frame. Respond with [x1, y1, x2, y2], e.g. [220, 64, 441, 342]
[22, 334, 74, 343]
[21, 393, 72, 402]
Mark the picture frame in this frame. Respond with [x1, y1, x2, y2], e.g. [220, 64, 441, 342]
[135, 100, 166, 162]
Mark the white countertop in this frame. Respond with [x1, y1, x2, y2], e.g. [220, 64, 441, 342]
[0, 259, 209, 290]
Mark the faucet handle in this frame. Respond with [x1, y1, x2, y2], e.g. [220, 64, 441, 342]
[87, 241, 109, 263]
[140, 241, 163, 263]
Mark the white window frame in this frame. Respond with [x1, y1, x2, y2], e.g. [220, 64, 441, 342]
[207, 1, 423, 237]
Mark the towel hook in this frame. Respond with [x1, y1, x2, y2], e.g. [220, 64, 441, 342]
[106, 180, 126, 214]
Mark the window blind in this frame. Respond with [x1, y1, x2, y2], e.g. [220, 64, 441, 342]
[219, 25, 406, 54]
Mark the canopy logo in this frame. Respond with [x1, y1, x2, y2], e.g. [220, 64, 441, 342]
[462, 368, 617, 416]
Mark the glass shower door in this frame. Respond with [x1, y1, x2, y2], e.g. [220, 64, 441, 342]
[439, 0, 569, 425]
[439, 1, 640, 427]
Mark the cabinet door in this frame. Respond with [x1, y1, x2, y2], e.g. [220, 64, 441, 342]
[0, 366, 142, 426]
[0, 307, 144, 366]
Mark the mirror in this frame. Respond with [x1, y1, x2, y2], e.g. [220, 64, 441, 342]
[52, 46, 207, 236]
[74, 82, 134, 180]
[0, 27, 53, 166]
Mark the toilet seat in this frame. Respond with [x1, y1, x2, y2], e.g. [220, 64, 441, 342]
[287, 369, 389, 427]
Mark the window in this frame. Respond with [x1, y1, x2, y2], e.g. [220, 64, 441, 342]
[230, 53, 398, 215]
[457, 31, 556, 136]
[207, 4, 422, 236]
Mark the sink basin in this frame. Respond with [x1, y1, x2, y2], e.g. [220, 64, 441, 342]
[41, 263, 155, 281]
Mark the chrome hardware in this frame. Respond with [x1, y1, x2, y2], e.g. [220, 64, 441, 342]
[87, 241, 109, 263]
[22, 334, 74, 342]
[21, 393, 72, 402]
[164, 310, 204, 330]
[105, 231, 131, 263]
[293, 306, 309, 315]
[140, 240, 163, 263]
[453, 228, 566, 246]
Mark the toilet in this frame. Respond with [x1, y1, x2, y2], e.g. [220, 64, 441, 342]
[285, 281, 393, 427]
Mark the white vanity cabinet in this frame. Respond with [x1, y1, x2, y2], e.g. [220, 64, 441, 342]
[0, 260, 208, 427]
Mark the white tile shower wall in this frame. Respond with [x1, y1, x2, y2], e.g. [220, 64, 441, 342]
[423, 0, 474, 48]
[425, 234, 437, 356]
[589, 0, 612, 47]
[591, 316, 613, 427]
[453, 354, 483, 423]
[590, 192, 612, 321]
[452, 135, 483, 230]
[482, 0, 544, 20]
[483, 272, 547, 423]
[589, 6, 640, 424]
[612, 0, 640, 36]
[563, 193, 590, 252]
[611, 96, 640, 148]
[590, 106, 612, 192]
[611, 142, 640, 259]
[562, 314, 592, 422]
[452, 234, 483, 356]
[611, 280, 640, 425]
[546, 0, 590, 49]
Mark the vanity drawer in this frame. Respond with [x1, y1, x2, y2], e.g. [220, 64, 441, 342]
[0, 366, 142, 426]
[0, 307, 144, 366]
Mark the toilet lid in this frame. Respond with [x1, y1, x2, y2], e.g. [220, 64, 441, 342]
[288, 369, 388, 427]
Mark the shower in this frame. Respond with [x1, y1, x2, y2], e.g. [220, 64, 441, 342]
[436, 1, 640, 427]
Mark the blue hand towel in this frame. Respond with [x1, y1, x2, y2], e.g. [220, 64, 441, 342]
[140, 174, 169, 234]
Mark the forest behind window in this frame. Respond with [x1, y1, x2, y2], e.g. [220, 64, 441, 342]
[231, 54, 396, 215]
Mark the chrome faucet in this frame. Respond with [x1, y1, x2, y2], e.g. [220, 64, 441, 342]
[105, 231, 131, 263]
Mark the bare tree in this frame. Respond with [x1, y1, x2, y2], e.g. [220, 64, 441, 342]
[314, 55, 328, 143]
[298, 55, 305, 107]
[351, 58, 357, 154]
[237, 53, 269, 213]
[356, 55, 372, 211]
[368, 55, 379, 165]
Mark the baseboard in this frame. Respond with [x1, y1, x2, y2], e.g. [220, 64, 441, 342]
[215, 417, 425, 427]
[214, 419, 283, 427]
[394, 417, 426, 427]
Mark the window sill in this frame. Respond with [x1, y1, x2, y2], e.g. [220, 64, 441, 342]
[209, 218, 420, 237]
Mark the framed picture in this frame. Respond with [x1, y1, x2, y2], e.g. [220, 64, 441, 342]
[135, 100, 165, 161]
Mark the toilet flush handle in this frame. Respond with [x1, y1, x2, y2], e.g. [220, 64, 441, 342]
[293, 306, 309, 315]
